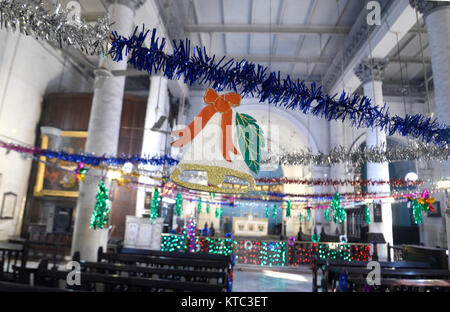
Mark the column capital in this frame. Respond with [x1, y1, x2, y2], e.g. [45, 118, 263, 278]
[409, 0, 450, 19]
[354, 58, 388, 85]
[106, 0, 146, 11]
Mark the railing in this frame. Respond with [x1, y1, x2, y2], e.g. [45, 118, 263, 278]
[160, 234, 371, 266]
[387, 243, 405, 262]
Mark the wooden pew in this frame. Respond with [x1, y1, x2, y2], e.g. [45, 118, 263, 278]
[75, 261, 228, 290]
[0, 280, 70, 292]
[0, 242, 28, 282]
[94, 247, 231, 272]
[34, 260, 226, 292]
[89, 247, 233, 291]
[312, 256, 450, 292]
[119, 247, 234, 266]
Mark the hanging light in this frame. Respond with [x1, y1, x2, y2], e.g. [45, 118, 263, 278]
[405, 172, 419, 182]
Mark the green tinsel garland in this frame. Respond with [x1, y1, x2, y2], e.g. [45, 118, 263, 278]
[90, 181, 110, 230]
[324, 208, 329, 222]
[206, 203, 210, 214]
[265, 206, 269, 218]
[150, 188, 159, 220]
[331, 192, 346, 224]
[286, 200, 291, 218]
[299, 212, 302, 222]
[215, 207, 219, 218]
[174, 192, 183, 216]
[197, 197, 202, 214]
[364, 205, 371, 224]
[306, 208, 311, 221]
[272, 204, 277, 220]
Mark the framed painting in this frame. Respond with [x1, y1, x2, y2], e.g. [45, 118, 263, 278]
[34, 131, 87, 197]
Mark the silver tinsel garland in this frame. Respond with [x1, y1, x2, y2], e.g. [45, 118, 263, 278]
[0, 0, 110, 55]
[262, 142, 449, 166]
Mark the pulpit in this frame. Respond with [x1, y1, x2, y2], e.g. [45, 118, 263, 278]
[124, 216, 164, 250]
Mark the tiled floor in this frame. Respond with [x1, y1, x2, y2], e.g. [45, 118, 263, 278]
[232, 265, 313, 292]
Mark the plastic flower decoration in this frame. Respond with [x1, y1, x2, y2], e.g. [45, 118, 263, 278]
[417, 189, 435, 212]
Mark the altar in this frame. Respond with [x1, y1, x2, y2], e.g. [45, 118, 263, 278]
[232, 213, 268, 237]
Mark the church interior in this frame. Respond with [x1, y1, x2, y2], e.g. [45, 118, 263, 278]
[0, 0, 449, 294]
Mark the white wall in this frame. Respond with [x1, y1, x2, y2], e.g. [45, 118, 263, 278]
[0, 31, 92, 240]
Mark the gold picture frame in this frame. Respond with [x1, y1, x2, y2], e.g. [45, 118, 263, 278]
[34, 131, 87, 198]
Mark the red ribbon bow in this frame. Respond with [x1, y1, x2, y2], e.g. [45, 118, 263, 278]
[171, 89, 241, 162]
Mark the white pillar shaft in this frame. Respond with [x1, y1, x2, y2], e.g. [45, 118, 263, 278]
[135, 76, 169, 217]
[425, 7, 450, 179]
[71, 3, 135, 261]
[424, 5, 450, 268]
[363, 80, 393, 261]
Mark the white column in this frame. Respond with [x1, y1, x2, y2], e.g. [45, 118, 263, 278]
[71, 1, 144, 261]
[410, 0, 450, 267]
[135, 76, 169, 217]
[355, 58, 393, 261]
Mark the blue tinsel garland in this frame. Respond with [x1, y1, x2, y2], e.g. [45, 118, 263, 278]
[109, 26, 449, 146]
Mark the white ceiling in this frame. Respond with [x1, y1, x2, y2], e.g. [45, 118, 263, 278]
[48, 0, 433, 95]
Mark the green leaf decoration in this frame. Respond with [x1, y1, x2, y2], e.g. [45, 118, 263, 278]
[235, 112, 264, 174]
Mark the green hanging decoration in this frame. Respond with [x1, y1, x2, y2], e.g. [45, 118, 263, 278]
[272, 204, 277, 220]
[324, 208, 329, 222]
[174, 192, 183, 216]
[235, 112, 264, 174]
[206, 203, 210, 214]
[215, 207, 219, 218]
[412, 200, 425, 225]
[306, 208, 311, 221]
[90, 181, 111, 230]
[265, 206, 269, 218]
[286, 200, 291, 218]
[210, 192, 215, 200]
[364, 205, 371, 224]
[299, 212, 302, 222]
[220, 207, 223, 217]
[150, 188, 160, 220]
[197, 197, 202, 215]
[331, 192, 346, 224]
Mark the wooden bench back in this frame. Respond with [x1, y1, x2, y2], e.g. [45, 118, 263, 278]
[35, 260, 225, 292]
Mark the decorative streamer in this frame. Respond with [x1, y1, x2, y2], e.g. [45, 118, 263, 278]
[324, 208, 330, 222]
[0, 140, 178, 168]
[299, 212, 303, 222]
[265, 206, 269, 218]
[109, 26, 449, 146]
[206, 203, 210, 214]
[0, 0, 110, 55]
[215, 207, 219, 218]
[306, 208, 311, 221]
[90, 181, 110, 230]
[262, 142, 449, 166]
[254, 177, 424, 187]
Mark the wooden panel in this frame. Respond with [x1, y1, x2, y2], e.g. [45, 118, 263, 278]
[29, 92, 148, 240]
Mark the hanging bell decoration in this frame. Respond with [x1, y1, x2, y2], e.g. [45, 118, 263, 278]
[170, 89, 263, 193]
